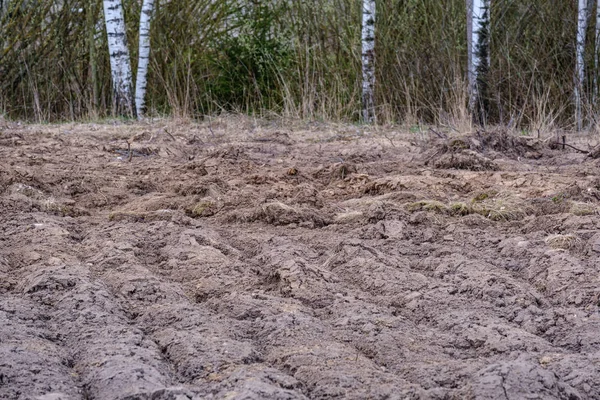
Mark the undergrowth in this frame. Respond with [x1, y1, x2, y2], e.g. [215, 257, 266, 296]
[0, 0, 594, 128]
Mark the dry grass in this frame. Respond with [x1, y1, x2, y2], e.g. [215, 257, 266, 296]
[12, 183, 46, 200]
[108, 210, 175, 222]
[432, 149, 499, 171]
[406, 200, 448, 213]
[262, 201, 298, 215]
[333, 210, 364, 224]
[449, 202, 471, 216]
[229, 200, 330, 227]
[404, 193, 534, 222]
[545, 234, 582, 250]
[470, 192, 532, 222]
[187, 201, 216, 217]
[569, 201, 598, 216]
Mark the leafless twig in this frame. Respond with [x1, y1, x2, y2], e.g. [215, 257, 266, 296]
[554, 142, 588, 154]
[383, 133, 396, 147]
[127, 141, 132, 162]
[164, 128, 176, 141]
[429, 127, 448, 139]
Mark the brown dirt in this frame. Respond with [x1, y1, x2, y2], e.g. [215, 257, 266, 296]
[1, 118, 600, 399]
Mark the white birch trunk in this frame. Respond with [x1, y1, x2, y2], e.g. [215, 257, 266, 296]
[361, 0, 376, 123]
[0, 1, 7, 20]
[103, 0, 134, 116]
[575, 0, 588, 131]
[467, 0, 485, 113]
[135, 0, 154, 119]
[593, 0, 599, 107]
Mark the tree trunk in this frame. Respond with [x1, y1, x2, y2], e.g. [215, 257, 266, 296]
[593, 0, 599, 109]
[103, 0, 134, 117]
[467, 0, 489, 123]
[576, 0, 588, 131]
[88, 0, 99, 114]
[0, 0, 7, 20]
[361, 0, 376, 123]
[135, 0, 154, 119]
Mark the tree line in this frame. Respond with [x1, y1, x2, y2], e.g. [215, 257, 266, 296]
[0, 0, 598, 130]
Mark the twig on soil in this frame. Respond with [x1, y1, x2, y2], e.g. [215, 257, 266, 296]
[188, 134, 204, 145]
[554, 142, 588, 154]
[428, 127, 448, 139]
[164, 128, 177, 142]
[383, 133, 396, 147]
[127, 141, 133, 162]
[423, 147, 444, 166]
[207, 115, 216, 137]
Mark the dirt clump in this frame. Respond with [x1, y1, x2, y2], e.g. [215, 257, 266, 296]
[432, 148, 500, 171]
[229, 200, 330, 227]
[1, 120, 600, 399]
[469, 128, 544, 158]
[424, 129, 551, 171]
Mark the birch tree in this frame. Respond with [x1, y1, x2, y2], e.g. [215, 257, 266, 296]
[594, 0, 600, 106]
[135, 0, 155, 118]
[575, 0, 587, 131]
[88, 1, 100, 112]
[103, 0, 134, 117]
[467, 0, 490, 123]
[0, 1, 7, 20]
[361, 0, 376, 123]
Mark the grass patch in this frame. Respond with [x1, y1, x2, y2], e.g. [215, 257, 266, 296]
[470, 193, 531, 221]
[569, 201, 598, 216]
[334, 210, 364, 223]
[545, 234, 581, 250]
[404, 192, 537, 222]
[42, 198, 77, 216]
[449, 202, 471, 216]
[187, 201, 216, 217]
[472, 191, 497, 202]
[406, 200, 448, 213]
[108, 210, 174, 222]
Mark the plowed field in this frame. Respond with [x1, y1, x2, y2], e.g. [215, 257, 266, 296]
[1, 118, 600, 399]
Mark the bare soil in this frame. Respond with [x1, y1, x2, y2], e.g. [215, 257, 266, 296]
[1, 118, 600, 400]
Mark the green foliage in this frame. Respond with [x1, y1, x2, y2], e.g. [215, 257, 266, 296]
[207, 2, 292, 112]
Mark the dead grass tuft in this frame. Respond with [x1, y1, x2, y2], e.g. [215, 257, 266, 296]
[449, 202, 471, 216]
[406, 200, 448, 213]
[12, 183, 45, 200]
[333, 210, 364, 224]
[470, 192, 532, 221]
[545, 234, 581, 250]
[230, 201, 329, 227]
[569, 201, 598, 216]
[187, 200, 217, 217]
[363, 177, 408, 195]
[108, 210, 175, 222]
[431, 149, 499, 171]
